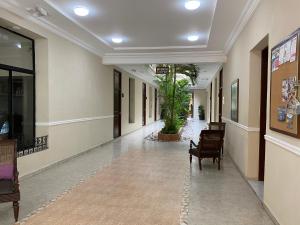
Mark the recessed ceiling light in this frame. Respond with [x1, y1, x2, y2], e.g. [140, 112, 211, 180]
[187, 35, 199, 42]
[112, 38, 123, 44]
[185, 0, 201, 10]
[16, 43, 22, 49]
[74, 6, 89, 17]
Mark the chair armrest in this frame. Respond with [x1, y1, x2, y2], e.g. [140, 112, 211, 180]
[190, 140, 198, 149]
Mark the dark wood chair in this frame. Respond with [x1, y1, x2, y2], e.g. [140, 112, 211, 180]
[189, 130, 224, 170]
[208, 122, 226, 131]
[0, 139, 20, 222]
[208, 122, 226, 155]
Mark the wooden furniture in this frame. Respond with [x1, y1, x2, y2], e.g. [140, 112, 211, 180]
[0, 139, 20, 222]
[208, 122, 226, 155]
[189, 130, 224, 170]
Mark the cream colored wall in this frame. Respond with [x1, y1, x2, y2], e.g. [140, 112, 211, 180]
[223, 0, 300, 224]
[206, 86, 211, 122]
[115, 68, 157, 135]
[0, 9, 115, 177]
[193, 89, 208, 120]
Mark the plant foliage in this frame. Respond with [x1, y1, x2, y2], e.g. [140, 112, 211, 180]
[156, 64, 199, 134]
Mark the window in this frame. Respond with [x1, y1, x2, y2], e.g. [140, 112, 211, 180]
[129, 78, 135, 123]
[149, 87, 153, 118]
[0, 27, 35, 151]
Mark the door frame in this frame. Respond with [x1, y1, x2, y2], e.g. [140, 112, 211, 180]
[154, 88, 157, 121]
[210, 83, 212, 122]
[113, 70, 122, 138]
[142, 83, 147, 126]
[258, 47, 268, 181]
[218, 69, 223, 122]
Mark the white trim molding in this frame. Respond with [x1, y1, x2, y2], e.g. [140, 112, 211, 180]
[224, 0, 261, 54]
[103, 51, 227, 65]
[265, 135, 300, 157]
[222, 117, 260, 132]
[114, 45, 207, 51]
[36, 115, 114, 127]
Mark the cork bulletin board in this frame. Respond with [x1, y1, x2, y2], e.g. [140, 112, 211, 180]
[270, 29, 300, 137]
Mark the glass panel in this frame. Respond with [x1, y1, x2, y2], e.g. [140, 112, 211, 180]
[12, 72, 34, 148]
[0, 27, 33, 70]
[0, 69, 9, 140]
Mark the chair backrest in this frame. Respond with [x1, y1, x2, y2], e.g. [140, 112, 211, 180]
[199, 130, 224, 152]
[0, 140, 17, 180]
[208, 122, 226, 131]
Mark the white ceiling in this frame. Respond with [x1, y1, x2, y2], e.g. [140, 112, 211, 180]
[0, 0, 261, 88]
[0, 0, 260, 55]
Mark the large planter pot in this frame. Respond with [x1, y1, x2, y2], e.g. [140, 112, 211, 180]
[158, 128, 183, 142]
[199, 114, 205, 120]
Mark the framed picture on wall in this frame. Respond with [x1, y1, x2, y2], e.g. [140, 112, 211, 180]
[231, 79, 239, 122]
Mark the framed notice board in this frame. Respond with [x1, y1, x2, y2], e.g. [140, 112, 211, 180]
[270, 29, 300, 137]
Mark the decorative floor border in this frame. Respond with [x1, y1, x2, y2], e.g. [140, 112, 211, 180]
[180, 166, 191, 225]
[15, 166, 107, 225]
[15, 155, 191, 225]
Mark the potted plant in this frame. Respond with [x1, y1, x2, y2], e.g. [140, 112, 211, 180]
[198, 105, 205, 120]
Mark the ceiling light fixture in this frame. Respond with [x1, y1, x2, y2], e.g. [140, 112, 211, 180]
[74, 6, 89, 17]
[187, 35, 199, 42]
[112, 38, 123, 44]
[185, 0, 201, 10]
[16, 43, 22, 49]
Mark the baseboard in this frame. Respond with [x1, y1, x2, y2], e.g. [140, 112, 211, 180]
[262, 202, 281, 225]
[226, 153, 280, 225]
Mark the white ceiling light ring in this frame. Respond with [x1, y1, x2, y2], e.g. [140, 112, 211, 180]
[74, 6, 89, 17]
[185, 0, 201, 11]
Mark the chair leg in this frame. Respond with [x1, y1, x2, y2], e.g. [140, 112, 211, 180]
[13, 201, 19, 222]
[190, 154, 192, 164]
[199, 158, 202, 170]
[213, 157, 215, 164]
[218, 157, 221, 170]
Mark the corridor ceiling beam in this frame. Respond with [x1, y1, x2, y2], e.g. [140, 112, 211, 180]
[102, 51, 227, 65]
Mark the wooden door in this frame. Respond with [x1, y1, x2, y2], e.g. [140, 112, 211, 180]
[259, 47, 268, 181]
[210, 83, 212, 122]
[142, 83, 147, 126]
[113, 70, 122, 138]
[219, 69, 223, 122]
[154, 88, 157, 121]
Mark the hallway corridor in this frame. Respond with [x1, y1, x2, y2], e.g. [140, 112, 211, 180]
[0, 120, 274, 225]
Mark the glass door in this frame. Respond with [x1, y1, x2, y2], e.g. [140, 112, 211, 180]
[12, 72, 34, 149]
[0, 69, 10, 140]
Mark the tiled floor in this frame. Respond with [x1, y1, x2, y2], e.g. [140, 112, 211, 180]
[0, 119, 274, 225]
[248, 180, 265, 201]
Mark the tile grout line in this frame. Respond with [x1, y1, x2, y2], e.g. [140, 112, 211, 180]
[180, 165, 191, 225]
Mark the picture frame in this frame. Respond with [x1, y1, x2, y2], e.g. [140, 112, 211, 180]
[231, 79, 239, 122]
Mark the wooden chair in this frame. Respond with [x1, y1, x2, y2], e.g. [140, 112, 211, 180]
[208, 122, 226, 155]
[0, 139, 20, 222]
[189, 130, 224, 170]
[208, 122, 226, 131]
